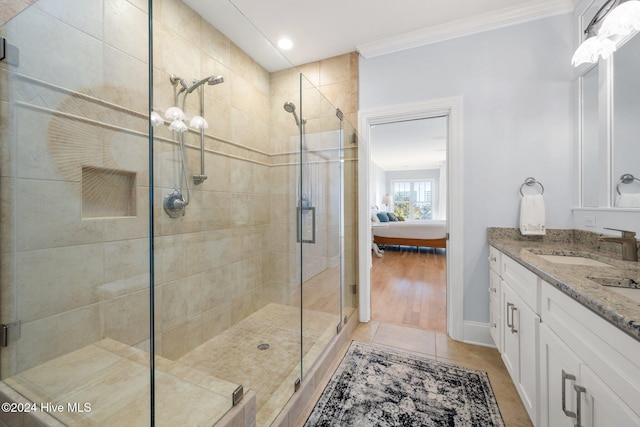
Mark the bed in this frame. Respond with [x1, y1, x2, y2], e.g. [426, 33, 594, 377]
[372, 219, 447, 249]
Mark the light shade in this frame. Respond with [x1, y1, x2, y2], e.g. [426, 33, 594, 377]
[164, 106, 185, 121]
[572, 36, 617, 67]
[599, 0, 640, 38]
[189, 116, 209, 130]
[168, 119, 188, 133]
[382, 194, 391, 205]
[150, 111, 164, 127]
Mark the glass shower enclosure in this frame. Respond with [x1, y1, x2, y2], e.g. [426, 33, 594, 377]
[0, 0, 357, 426]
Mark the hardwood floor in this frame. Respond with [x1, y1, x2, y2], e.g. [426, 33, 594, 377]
[371, 246, 447, 332]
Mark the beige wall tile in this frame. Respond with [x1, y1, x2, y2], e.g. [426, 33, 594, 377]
[5, 6, 104, 91]
[15, 179, 104, 251]
[105, 0, 148, 62]
[35, 0, 103, 39]
[103, 289, 150, 345]
[161, 0, 201, 46]
[0, 0, 34, 27]
[15, 305, 102, 374]
[17, 244, 103, 323]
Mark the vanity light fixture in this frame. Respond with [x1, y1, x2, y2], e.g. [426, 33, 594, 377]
[572, 0, 640, 67]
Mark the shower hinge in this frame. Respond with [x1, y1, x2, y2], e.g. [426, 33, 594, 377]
[336, 321, 343, 334]
[232, 385, 244, 406]
[350, 133, 357, 145]
[335, 108, 344, 121]
[294, 377, 301, 392]
[351, 284, 357, 295]
[0, 37, 19, 66]
[0, 321, 21, 348]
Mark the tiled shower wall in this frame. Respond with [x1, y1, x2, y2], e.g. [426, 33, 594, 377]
[0, 0, 358, 376]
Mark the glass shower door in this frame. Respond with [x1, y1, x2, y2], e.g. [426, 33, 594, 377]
[0, 1, 152, 425]
[299, 74, 343, 379]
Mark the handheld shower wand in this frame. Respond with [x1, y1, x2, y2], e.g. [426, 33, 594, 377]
[283, 101, 305, 127]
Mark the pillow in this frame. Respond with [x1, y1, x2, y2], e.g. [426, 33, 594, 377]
[376, 212, 390, 222]
[371, 211, 380, 223]
[397, 215, 405, 221]
[387, 212, 398, 221]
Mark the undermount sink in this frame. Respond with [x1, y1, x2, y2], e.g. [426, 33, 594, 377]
[586, 276, 640, 289]
[536, 254, 614, 268]
[587, 275, 640, 303]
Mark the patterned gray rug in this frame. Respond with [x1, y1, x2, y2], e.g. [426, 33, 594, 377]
[304, 341, 505, 426]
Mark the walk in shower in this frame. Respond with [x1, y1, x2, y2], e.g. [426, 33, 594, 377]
[0, 1, 358, 426]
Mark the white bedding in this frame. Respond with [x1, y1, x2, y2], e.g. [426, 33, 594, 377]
[372, 220, 446, 240]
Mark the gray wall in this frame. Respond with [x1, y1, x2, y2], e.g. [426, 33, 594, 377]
[359, 13, 574, 323]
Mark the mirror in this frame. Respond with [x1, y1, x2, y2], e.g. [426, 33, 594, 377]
[612, 33, 640, 207]
[577, 6, 640, 209]
[581, 64, 599, 207]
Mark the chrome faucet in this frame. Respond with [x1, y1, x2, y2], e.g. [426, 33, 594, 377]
[600, 228, 638, 262]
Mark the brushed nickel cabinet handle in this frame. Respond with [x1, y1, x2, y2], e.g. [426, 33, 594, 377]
[506, 302, 514, 329]
[561, 370, 577, 419]
[574, 384, 586, 427]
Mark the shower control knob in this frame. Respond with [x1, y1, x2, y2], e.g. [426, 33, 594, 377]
[164, 190, 187, 218]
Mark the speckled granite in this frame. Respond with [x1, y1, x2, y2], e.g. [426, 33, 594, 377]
[488, 227, 640, 341]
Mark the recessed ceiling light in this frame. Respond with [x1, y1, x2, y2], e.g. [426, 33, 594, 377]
[278, 38, 293, 50]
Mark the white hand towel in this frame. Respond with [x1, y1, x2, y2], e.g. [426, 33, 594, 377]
[615, 193, 640, 208]
[520, 194, 546, 235]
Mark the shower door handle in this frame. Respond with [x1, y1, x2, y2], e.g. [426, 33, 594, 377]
[297, 207, 316, 244]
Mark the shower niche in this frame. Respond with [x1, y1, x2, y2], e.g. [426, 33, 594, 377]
[81, 166, 137, 218]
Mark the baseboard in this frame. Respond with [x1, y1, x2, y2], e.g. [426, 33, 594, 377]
[463, 320, 496, 348]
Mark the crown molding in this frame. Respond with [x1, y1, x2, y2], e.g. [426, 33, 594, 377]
[357, 0, 575, 58]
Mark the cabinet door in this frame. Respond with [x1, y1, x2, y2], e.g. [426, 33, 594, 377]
[579, 364, 640, 427]
[501, 281, 519, 380]
[539, 324, 583, 427]
[518, 296, 539, 425]
[489, 269, 501, 351]
[502, 281, 539, 426]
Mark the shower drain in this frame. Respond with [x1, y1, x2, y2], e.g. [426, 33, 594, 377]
[257, 343, 270, 350]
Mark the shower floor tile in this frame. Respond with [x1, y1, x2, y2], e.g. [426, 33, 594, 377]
[178, 303, 339, 427]
[2, 338, 236, 427]
[0, 305, 338, 427]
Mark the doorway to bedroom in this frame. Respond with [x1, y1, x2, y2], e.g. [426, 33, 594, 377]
[369, 116, 448, 333]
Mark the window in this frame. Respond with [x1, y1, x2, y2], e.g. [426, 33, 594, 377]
[392, 180, 433, 220]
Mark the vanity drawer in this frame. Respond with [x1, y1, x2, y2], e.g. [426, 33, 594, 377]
[501, 255, 539, 313]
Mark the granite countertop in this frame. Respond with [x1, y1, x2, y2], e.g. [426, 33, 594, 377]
[488, 228, 640, 341]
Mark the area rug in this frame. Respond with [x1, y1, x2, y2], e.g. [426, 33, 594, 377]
[304, 341, 505, 426]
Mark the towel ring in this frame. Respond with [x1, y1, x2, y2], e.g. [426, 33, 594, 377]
[520, 177, 544, 196]
[616, 174, 640, 195]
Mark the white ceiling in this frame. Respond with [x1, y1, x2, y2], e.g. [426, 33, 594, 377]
[370, 117, 448, 171]
[185, 0, 575, 71]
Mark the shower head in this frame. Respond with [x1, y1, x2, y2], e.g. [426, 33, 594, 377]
[283, 102, 296, 113]
[187, 75, 224, 94]
[283, 101, 305, 126]
[206, 75, 224, 85]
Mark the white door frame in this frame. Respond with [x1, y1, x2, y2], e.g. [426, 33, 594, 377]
[357, 97, 464, 341]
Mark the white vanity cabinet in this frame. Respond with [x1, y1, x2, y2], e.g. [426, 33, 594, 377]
[499, 254, 540, 426]
[490, 245, 640, 427]
[539, 282, 640, 427]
